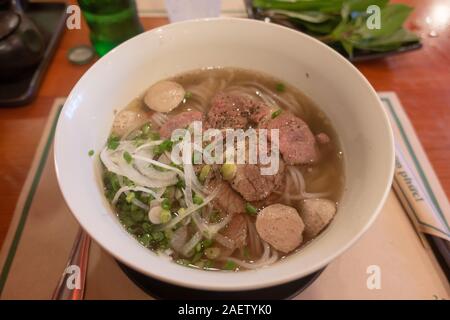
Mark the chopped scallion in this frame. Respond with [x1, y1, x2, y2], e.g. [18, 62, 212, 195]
[271, 109, 282, 119]
[123, 151, 133, 164]
[245, 203, 258, 216]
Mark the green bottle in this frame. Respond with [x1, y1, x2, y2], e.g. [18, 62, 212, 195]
[78, 0, 144, 56]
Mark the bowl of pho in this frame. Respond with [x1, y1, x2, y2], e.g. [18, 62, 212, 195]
[54, 18, 394, 291]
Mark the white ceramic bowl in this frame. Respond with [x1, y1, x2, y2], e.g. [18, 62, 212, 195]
[54, 18, 394, 291]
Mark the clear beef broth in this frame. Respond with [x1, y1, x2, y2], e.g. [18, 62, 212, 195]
[102, 67, 344, 271]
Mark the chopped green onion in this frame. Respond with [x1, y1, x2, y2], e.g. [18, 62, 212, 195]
[164, 229, 173, 239]
[123, 151, 133, 164]
[107, 135, 120, 150]
[205, 247, 221, 260]
[220, 163, 236, 181]
[139, 233, 152, 247]
[199, 165, 211, 183]
[245, 203, 258, 216]
[142, 222, 152, 233]
[125, 192, 135, 203]
[130, 210, 145, 222]
[204, 260, 214, 269]
[88, 149, 94, 157]
[141, 123, 151, 134]
[191, 251, 203, 263]
[201, 239, 213, 248]
[224, 260, 237, 270]
[159, 209, 171, 224]
[150, 132, 160, 140]
[161, 198, 171, 210]
[176, 179, 185, 189]
[121, 216, 134, 227]
[275, 83, 285, 92]
[195, 242, 203, 253]
[271, 109, 282, 119]
[154, 139, 173, 156]
[184, 91, 192, 99]
[193, 194, 204, 205]
[151, 231, 164, 242]
[170, 162, 183, 170]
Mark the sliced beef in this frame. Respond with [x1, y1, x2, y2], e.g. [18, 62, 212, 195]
[220, 214, 247, 250]
[206, 92, 270, 129]
[256, 204, 304, 253]
[205, 174, 246, 216]
[159, 111, 203, 139]
[264, 111, 318, 165]
[230, 159, 285, 202]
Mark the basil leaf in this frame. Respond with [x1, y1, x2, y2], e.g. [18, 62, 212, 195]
[266, 9, 332, 23]
[355, 4, 413, 39]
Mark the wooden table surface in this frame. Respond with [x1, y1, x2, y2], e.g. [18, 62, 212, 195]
[0, 0, 449, 248]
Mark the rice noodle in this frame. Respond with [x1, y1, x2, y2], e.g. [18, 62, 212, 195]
[246, 215, 263, 257]
[236, 81, 300, 113]
[191, 211, 233, 239]
[221, 242, 279, 269]
[276, 166, 330, 201]
[135, 140, 163, 152]
[290, 166, 330, 199]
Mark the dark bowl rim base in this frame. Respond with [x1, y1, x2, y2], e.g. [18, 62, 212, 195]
[116, 260, 326, 300]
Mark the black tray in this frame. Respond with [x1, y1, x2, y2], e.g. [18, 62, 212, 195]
[0, 2, 67, 107]
[117, 261, 325, 300]
[243, 0, 422, 62]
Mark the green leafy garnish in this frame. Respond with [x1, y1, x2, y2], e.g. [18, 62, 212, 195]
[88, 150, 94, 157]
[154, 139, 174, 156]
[184, 91, 193, 99]
[252, 0, 420, 57]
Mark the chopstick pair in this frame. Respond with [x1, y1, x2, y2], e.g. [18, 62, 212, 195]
[393, 145, 450, 280]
